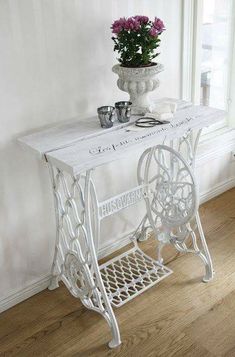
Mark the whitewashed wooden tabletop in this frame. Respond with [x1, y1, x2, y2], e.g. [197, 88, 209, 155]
[18, 98, 190, 157]
[18, 99, 226, 175]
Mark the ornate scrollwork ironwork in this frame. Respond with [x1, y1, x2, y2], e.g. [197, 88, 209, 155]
[138, 144, 213, 281]
[48, 165, 121, 348]
[140, 144, 198, 233]
[64, 251, 92, 299]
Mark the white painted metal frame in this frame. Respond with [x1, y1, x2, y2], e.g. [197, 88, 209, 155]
[46, 130, 213, 348]
[137, 130, 213, 280]
[47, 166, 121, 348]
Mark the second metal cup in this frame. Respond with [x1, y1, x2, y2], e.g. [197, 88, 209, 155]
[115, 101, 132, 123]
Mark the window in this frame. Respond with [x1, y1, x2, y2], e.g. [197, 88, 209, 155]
[182, 0, 235, 131]
[200, 0, 233, 110]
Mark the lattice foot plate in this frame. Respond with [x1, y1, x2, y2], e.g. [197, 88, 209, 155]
[99, 247, 173, 308]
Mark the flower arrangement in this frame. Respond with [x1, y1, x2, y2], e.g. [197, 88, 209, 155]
[111, 15, 165, 67]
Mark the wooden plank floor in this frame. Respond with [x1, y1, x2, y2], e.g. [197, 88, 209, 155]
[1, 189, 235, 357]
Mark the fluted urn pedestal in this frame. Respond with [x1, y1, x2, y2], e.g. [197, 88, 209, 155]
[112, 63, 164, 115]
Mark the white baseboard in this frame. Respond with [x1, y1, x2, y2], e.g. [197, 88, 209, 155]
[98, 231, 134, 260]
[0, 275, 51, 313]
[199, 177, 235, 204]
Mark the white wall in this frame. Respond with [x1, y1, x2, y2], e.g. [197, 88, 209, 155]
[0, 0, 183, 308]
[1, 0, 235, 312]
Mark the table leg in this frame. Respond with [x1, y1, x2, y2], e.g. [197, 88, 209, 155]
[195, 212, 214, 282]
[47, 164, 121, 348]
[178, 128, 214, 281]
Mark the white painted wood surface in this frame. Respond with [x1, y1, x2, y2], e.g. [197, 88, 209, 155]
[18, 98, 190, 158]
[19, 101, 225, 175]
[48, 105, 225, 175]
[19, 99, 225, 175]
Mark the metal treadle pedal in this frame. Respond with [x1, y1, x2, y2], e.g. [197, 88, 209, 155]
[99, 247, 173, 308]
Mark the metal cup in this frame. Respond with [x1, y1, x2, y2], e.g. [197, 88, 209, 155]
[115, 101, 132, 123]
[97, 106, 115, 128]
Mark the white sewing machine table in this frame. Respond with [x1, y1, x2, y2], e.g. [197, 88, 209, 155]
[18, 99, 225, 348]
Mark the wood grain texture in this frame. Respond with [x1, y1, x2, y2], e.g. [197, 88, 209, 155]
[18, 99, 191, 159]
[1, 189, 235, 356]
[45, 105, 226, 175]
[18, 100, 225, 175]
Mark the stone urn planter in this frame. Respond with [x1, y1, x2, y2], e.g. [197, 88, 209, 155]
[112, 63, 164, 115]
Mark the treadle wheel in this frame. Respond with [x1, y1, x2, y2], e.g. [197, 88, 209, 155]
[138, 144, 199, 230]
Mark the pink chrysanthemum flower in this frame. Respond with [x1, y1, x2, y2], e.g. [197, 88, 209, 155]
[153, 17, 165, 33]
[133, 15, 149, 24]
[111, 17, 126, 34]
[149, 27, 158, 37]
